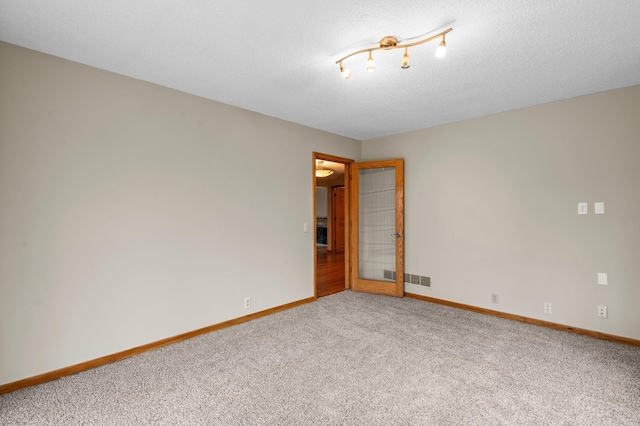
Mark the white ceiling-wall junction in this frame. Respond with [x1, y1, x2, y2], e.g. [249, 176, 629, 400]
[1, 1, 639, 140]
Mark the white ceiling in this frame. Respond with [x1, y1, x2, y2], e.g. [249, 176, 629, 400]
[1, 1, 639, 141]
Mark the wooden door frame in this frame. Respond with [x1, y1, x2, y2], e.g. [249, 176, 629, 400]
[330, 185, 346, 253]
[312, 152, 354, 299]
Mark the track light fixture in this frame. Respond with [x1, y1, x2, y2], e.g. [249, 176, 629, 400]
[401, 47, 410, 69]
[336, 28, 452, 79]
[435, 33, 447, 58]
[339, 61, 351, 79]
[366, 51, 375, 72]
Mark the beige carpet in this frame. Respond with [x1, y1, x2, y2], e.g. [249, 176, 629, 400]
[1, 291, 639, 425]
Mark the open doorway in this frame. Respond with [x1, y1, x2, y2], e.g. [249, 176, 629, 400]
[313, 153, 353, 298]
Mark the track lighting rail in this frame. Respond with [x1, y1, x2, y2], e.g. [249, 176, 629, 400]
[336, 27, 452, 79]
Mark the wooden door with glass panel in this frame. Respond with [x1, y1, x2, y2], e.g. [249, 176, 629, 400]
[350, 159, 404, 297]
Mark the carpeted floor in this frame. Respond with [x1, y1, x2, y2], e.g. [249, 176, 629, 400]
[1, 291, 639, 425]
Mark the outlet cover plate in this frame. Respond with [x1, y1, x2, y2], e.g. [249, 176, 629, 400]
[597, 305, 608, 318]
[578, 202, 588, 215]
[597, 273, 608, 286]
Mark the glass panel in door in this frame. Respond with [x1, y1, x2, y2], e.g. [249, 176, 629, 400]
[358, 167, 396, 281]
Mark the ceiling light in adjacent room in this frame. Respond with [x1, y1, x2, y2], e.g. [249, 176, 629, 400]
[316, 160, 334, 178]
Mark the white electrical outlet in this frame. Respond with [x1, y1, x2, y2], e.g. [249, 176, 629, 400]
[597, 305, 608, 318]
[543, 302, 552, 314]
[578, 202, 588, 215]
[491, 293, 499, 304]
[244, 297, 251, 309]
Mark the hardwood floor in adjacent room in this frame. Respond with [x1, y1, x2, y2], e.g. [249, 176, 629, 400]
[316, 246, 345, 298]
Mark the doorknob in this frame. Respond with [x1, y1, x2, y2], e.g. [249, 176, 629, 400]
[391, 233, 403, 238]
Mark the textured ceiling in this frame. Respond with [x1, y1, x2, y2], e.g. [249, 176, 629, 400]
[1, 1, 639, 141]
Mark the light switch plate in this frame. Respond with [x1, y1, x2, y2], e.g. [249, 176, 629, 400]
[578, 202, 588, 215]
[597, 272, 608, 286]
[594, 202, 605, 214]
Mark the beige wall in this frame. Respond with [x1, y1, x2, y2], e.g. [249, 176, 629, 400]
[0, 42, 361, 385]
[316, 187, 328, 218]
[362, 84, 640, 340]
[2, 38, 638, 387]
